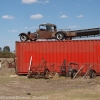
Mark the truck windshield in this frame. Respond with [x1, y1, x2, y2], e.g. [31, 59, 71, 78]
[40, 25, 46, 30]
[39, 24, 57, 32]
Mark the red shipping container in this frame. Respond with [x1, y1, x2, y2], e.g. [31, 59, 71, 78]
[15, 40, 100, 75]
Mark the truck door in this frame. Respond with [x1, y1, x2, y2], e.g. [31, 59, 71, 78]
[38, 25, 52, 39]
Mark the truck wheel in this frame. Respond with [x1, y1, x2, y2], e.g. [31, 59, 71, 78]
[89, 70, 96, 78]
[56, 32, 65, 40]
[71, 69, 77, 79]
[20, 34, 29, 41]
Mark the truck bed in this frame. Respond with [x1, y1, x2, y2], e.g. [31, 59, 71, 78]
[71, 28, 100, 37]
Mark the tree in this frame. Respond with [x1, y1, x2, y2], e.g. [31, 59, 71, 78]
[0, 47, 2, 52]
[3, 46, 10, 52]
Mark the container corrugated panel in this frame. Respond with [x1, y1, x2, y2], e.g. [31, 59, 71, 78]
[16, 40, 100, 75]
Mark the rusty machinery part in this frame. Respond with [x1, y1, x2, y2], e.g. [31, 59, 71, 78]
[34, 72, 46, 79]
[68, 62, 79, 71]
[27, 71, 33, 78]
[35, 72, 41, 79]
[44, 68, 50, 79]
[89, 69, 96, 78]
[19, 33, 29, 41]
[59, 59, 67, 77]
[69, 62, 78, 66]
[67, 62, 78, 77]
[29, 32, 37, 41]
[71, 69, 77, 79]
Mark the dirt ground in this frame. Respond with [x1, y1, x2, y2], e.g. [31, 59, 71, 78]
[0, 58, 100, 100]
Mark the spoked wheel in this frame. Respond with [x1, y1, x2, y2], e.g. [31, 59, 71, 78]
[89, 70, 96, 78]
[20, 34, 29, 41]
[56, 32, 65, 40]
[71, 70, 77, 79]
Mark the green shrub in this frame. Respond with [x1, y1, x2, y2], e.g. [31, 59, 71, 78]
[0, 52, 16, 58]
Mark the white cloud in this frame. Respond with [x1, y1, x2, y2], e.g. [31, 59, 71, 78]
[22, 0, 38, 4]
[40, 0, 49, 4]
[68, 25, 79, 29]
[24, 26, 36, 29]
[2, 15, 14, 19]
[22, 0, 49, 4]
[60, 15, 69, 18]
[44, 0, 49, 3]
[7, 30, 18, 32]
[30, 14, 43, 19]
[76, 15, 84, 18]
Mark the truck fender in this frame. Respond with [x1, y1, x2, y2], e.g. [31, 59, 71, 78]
[19, 33, 28, 36]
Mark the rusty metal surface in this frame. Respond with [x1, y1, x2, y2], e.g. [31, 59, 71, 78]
[19, 23, 100, 41]
[27, 58, 53, 78]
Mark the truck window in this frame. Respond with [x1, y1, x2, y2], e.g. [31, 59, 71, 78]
[51, 26, 57, 32]
[46, 26, 52, 31]
[40, 26, 46, 30]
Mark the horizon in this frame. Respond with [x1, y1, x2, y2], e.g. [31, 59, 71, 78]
[0, 0, 100, 51]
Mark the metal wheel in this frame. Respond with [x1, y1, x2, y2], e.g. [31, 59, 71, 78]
[90, 70, 96, 78]
[56, 32, 65, 40]
[20, 34, 28, 41]
[71, 70, 77, 79]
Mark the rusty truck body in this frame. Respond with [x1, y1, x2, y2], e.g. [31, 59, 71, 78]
[19, 23, 100, 41]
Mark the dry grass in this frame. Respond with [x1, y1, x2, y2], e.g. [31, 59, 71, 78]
[0, 58, 100, 100]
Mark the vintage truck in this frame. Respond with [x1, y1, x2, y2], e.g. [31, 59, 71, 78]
[19, 23, 100, 41]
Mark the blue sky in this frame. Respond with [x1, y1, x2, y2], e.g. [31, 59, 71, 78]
[0, 0, 100, 51]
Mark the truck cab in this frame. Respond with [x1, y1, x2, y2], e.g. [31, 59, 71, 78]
[37, 23, 57, 39]
[19, 23, 57, 41]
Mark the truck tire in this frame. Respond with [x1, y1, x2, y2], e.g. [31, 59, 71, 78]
[89, 70, 96, 78]
[55, 32, 65, 40]
[71, 69, 77, 79]
[20, 34, 29, 41]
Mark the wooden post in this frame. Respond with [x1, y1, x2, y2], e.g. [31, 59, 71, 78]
[73, 65, 84, 79]
[28, 56, 32, 71]
[84, 65, 92, 78]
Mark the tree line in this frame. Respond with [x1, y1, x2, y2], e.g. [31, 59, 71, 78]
[0, 46, 15, 58]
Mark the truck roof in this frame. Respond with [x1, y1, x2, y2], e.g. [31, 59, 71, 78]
[39, 23, 56, 27]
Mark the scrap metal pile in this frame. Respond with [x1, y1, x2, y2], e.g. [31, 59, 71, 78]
[27, 58, 96, 79]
